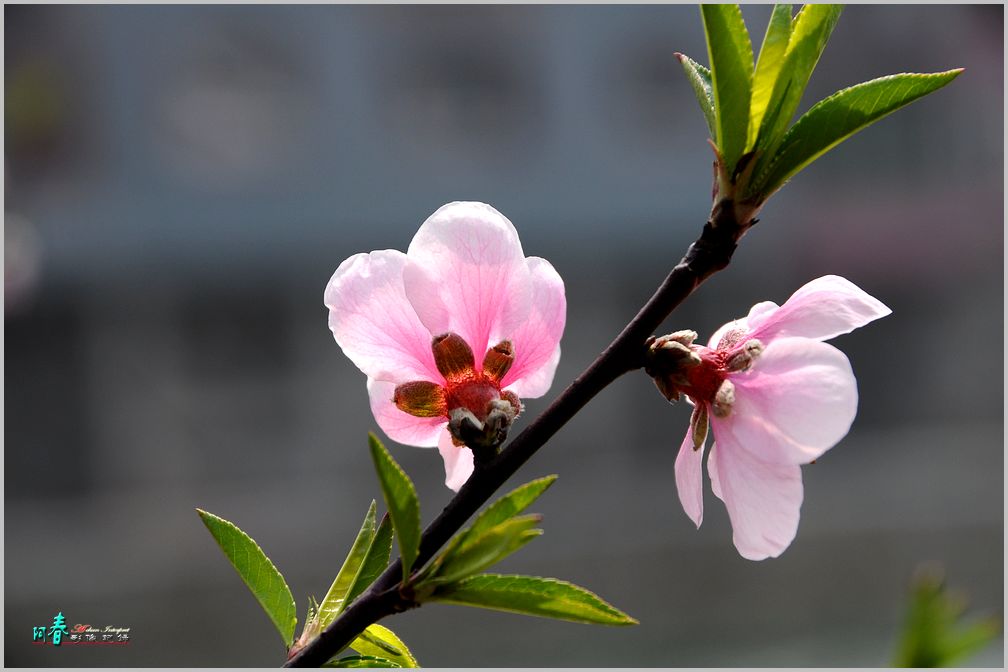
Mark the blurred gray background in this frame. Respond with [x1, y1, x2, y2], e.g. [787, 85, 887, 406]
[5, 4, 1003, 667]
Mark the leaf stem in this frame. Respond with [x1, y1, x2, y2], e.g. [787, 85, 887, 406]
[284, 200, 752, 667]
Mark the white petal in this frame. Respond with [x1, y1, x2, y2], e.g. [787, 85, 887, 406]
[438, 429, 475, 491]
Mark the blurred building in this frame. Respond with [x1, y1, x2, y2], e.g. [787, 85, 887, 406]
[5, 5, 1003, 666]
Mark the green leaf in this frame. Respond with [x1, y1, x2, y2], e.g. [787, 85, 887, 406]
[323, 655, 402, 668]
[343, 514, 394, 608]
[368, 433, 421, 581]
[427, 515, 543, 586]
[431, 574, 638, 626]
[752, 69, 963, 197]
[460, 475, 557, 546]
[675, 52, 716, 137]
[318, 501, 378, 628]
[416, 476, 557, 585]
[700, 4, 754, 172]
[893, 568, 999, 667]
[747, 4, 793, 150]
[749, 4, 842, 172]
[351, 624, 419, 668]
[197, 509, 297, 647]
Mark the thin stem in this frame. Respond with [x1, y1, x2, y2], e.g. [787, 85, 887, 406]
[285, 200, 752, 667]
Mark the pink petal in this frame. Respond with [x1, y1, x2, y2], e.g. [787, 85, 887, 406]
[746, 300, 779, 323]
[707, 428, 804, 561]
[325, 250, 441, 383]
[727, 337, 858, 464]
[403, 202, 532, 367]
[368, 379, 446, 448]
[674, 422, 706, 528]
[746, 275, 891, 343]
[438, 429, 475, 491]
[500, 256, 566, 399]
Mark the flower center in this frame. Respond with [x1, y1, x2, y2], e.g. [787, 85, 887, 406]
[393, 331, 523, 451]
[646, 332, 763, 417]
[444, 378, 501, 423]
[682, 348, 729, 403]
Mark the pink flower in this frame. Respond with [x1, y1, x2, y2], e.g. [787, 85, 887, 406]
[657, 276, 891, 560]
[324, 202, 566, 491]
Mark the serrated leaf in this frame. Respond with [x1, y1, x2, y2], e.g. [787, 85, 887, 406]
[417, 476, 557, 584]
[431, 574, 638, 626]
[323, 654, 402, 668]
[343, 514, 394, 609]
[461, 475, 556, 546]
[752, 70, 962, 197]
[426, 515, 543, 586]
[318, 501, 377, 628]
[749, 4, 842, 174]
[351, 624, 419, 668]
[197, 509, 297, 647]
[675, 53, 716, 137]
[701, 4, 754, 172]
[368, 434, 421, 581]
[747, 4, 793, 150]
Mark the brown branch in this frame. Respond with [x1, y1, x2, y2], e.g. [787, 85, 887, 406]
[285, 199, 753, 667]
